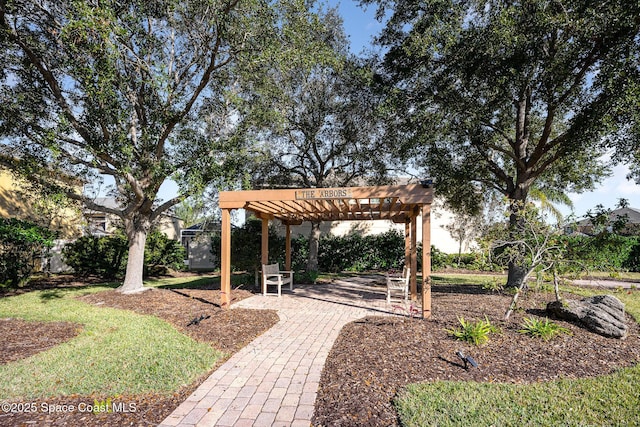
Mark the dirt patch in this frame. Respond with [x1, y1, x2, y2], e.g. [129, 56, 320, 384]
[0, 318, 82, 365]
[312, 284, 640, 426]
[0, 279, 278, 427]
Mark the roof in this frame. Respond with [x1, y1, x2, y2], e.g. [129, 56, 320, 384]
[219, 184, 434, 224]
[576, 207, 640, 226]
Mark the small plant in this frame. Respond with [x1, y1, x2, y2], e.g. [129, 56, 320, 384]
[482, 278, 503, 293]
[519, 317, 571, 340]
[447, 316, 499, 346]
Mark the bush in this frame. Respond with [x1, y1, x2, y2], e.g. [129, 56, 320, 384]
[62, 232, 128, 278]
[0, 218, 56, 286]
[318, 230, 405, 272]
[144, 231, 186, 276]
[564, 235, 639, 272]
[63, 230, 186, 279]
[211, 217, 286, 273]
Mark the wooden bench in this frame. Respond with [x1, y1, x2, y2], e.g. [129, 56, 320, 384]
[386, 267, 410, 303]
[261, 263, 294, 296]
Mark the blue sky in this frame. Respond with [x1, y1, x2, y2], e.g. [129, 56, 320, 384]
[328, 0, 639, 217]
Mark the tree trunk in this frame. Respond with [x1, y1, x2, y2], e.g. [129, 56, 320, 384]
[307, 220, 321, 272]
[505, 187, 529, 288]
[117, 217, 150, 294]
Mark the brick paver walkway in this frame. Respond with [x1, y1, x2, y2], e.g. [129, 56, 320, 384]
[159, 276, 404, 427]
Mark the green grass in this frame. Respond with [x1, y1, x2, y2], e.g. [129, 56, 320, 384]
[0, 286, 222, 399]
[395, 276, 640, 427]
[574, 271, 640, 281]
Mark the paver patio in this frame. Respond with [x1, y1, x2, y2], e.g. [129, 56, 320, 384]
[159, 276, 407, 427]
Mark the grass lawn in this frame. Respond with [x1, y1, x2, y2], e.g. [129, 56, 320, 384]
[0, 283, 222, 400]
[395, 279, 640, 427]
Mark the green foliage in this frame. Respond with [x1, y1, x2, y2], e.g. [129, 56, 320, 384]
[563, 235, 640, 272]
[0, 218, 56, 286]
[318, 230, 405, 272]
[430, 246, 448, 270]
[213, 225, 406, 273]
[1, 0, 341, 290]
[63, 230, 185, 278]
[446, 316, 499, 346]
[143, 231, 186, 276]
[482, 277, 504, 293]
[211, 217, 286, 273]
[518, 317, 571, 341]
[62, 233, 128, 278]
[366, 0, 640, 216]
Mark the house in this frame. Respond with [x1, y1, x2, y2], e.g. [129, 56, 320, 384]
[0, 169, 83, 239]
[180, 223, 219, 270]
[575, 207, 640, 236]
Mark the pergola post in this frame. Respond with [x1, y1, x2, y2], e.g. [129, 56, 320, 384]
[404, 221, 411, 268]
[220, 208, 232, 309]
[261, 217, 269, 293]
[285, 223, 292, 271]
[410, 214, 418, 301]
[421, 204, 432, 318]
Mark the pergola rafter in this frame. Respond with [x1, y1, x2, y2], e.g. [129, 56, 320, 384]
[218, 184, 434, 318]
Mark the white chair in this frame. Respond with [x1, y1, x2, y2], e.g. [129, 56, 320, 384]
[386, 267, 410, 303]
[261, 263, 294, 296]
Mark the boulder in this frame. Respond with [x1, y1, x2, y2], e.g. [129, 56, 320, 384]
[546, 295, 628, 339]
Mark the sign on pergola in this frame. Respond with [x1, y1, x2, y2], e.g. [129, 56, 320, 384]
[218, 184, 434, 318]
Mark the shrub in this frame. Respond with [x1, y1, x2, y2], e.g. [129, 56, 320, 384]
[564, 234, 639, 272]
[210, 217, 285, 273]
[318, 230, 406, 272]
[62, 232, 128, 278]
[144, 230, 186, 276]
[518, 317, 571, 340]
[63, 230, 185, 279]
[0, 218, 56, 286]
[447, 316, 500, 346]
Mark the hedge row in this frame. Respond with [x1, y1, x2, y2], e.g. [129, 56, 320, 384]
[215, 217, 640, 274]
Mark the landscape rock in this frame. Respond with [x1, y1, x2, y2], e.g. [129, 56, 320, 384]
[547, 295, 628, 339]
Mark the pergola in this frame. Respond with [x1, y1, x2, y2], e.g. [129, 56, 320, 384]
[218, 184, 434, 318]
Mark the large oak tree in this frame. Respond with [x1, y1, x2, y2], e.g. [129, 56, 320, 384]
[365, 0, 640, 286]
[0, 0, 335, 292]
[251, 54, 392, 271]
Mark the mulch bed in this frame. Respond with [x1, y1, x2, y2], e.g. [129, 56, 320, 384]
[0, 277, 278, 427]
[312, 284, 640, 426]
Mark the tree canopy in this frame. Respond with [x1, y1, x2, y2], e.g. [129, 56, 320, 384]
[365, 0, 640, 213]
[0, 0, 338, 291]
[246, 15, 392, 270]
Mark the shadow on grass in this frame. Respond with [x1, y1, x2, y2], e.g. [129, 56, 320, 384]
[432, 284, 492, 296]
[154, 273, 256, 291]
